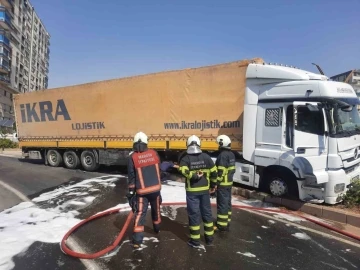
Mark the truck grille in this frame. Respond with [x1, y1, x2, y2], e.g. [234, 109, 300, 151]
[344, 164, 359, 174]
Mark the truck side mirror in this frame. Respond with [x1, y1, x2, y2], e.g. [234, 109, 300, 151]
[306, 103, 319, 112]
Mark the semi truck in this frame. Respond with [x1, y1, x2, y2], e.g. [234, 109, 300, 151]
[13, 58, 360, 204]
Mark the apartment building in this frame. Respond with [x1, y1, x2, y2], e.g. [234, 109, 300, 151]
[330, 69, 360, 111]
[0, 0, 50, 130]
[330, 69, 360, 94]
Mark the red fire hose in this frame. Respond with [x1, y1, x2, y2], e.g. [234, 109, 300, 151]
[60, 202, 360, 259]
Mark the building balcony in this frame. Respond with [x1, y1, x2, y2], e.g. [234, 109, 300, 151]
[0, 63, 9, 74]
[0, 32, 10, 46]
[0, 0, 14, 11]
[0, 74, 10, 84]
[0, 8, 12, 31]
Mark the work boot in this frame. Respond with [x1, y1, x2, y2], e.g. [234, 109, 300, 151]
[215, 223, 229, 232]
[187, 239, 200, 248]
[205, 236, 214, 246]
[132, 240, 142, 249]
[153, 224, 160, 234]
[133, 243, 141, 249]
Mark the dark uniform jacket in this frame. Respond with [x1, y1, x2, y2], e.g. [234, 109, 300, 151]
[179, 152, 217, 195]
[127, 142, 161, 195]
[216, 149, 236, 188]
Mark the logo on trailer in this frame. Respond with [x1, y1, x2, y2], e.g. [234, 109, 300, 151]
[20, 99, 71, 123]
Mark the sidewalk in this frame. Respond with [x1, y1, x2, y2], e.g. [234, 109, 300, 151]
[0, 148, 23, 158]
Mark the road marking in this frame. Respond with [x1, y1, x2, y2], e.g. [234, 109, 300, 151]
[62, 235, 108, 270]
[240, 207, 360, 249]
[0, 179, 30, 202]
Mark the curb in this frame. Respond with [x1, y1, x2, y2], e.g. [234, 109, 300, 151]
[231, 186, 360, 229]
[168, 173, 360, 229]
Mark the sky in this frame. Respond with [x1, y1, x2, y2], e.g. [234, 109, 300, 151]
[30, 0, 360, 89]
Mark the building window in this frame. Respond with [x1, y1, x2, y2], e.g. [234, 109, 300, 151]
[0, 34, 10, 46]
[1, 57, 9, 69]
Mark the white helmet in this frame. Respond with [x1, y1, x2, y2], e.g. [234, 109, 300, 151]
[133, 131, 148, 144]
[186, 135, 201, 147]
[216, 134, 231, 149]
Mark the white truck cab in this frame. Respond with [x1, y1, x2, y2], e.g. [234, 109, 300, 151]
[230, 63, 360, 204]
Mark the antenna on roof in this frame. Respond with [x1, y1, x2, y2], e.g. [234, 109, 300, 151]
[312, 63, 325, 75]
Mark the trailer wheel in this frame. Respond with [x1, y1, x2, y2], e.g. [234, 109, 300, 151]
[63, 151, 80, 169]
[47, 150, 63, 167]
[80, 150, 100, 172]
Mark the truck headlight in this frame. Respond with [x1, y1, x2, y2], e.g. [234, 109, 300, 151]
[334, 183, 345, 193]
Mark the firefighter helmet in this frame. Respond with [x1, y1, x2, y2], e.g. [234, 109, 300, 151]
[133, 131, 148, 144]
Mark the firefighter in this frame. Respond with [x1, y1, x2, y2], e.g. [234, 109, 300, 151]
[127, 131, 163, 249]
[214, 134, 236, 232]
[177, 135, 218, 247]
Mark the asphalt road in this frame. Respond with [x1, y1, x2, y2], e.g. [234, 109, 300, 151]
[1, 156, 360, 270]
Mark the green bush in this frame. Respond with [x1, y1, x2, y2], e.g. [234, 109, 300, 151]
[0, 138, 18, 149]
[341, 180, 360, 208]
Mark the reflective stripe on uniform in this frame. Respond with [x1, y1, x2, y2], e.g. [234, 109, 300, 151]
[153, 195, 161, 225]
[134, 226, 144, 232]
[134, 197, 144, 232]
[217, 165, 235, 186]
[217, 213, 228, 227]
[136, 184, 161, 195]
[209, 166, 218, 184]
[190, 225, 201, 240]
[204, 222, 214, 236]
[137, 168, 145, 189]
[190, 234, 201, 240]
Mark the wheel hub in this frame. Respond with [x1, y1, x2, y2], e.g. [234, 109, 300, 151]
[66, 155, 74, 165]
[85, 156, 93, 166]
[50, 153, 57, 163]
[269, 178, 288, 196]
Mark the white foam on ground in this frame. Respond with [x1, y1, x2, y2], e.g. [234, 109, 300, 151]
[261, 226, 269, 229]
[32, 177, 123, 203]
[100, 240, 130, 259]
[268, 220, 276, 224]
[237, 252, 256, 258]
[161, 205, 182, 221]
[273, 213, 305, 222]
[0, 176, 125, 270]
[0, 202, 81, 270]
[292, 232, 311, 240]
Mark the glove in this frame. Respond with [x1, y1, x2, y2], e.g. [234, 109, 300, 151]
[160, 161, 175, 172]
[126, 192, 137, 213]
[209, 185, 217, 198]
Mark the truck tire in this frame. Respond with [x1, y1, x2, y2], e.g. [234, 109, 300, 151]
[266, 171, 298, 198]
[80, 150, 100, 172]
[46, 150, 63, 167]
[63, 151, 80, 169]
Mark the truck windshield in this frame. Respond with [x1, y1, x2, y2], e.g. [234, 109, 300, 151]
[327, 98, 360, 137]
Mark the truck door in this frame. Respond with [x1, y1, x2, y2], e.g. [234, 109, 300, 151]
[293, 102, 328, 184]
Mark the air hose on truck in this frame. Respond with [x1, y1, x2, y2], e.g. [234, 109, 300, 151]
[60, 202, 360, 259]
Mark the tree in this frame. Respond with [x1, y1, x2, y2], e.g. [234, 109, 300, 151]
[0, 127, 7, 138]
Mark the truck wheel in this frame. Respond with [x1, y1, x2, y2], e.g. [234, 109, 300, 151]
[47, 150, 63, 167]
[80, 150, 100, 172]
[268, 175, 289, 197]
[63, 151, 80, 169]
[266, 171, 298, 198]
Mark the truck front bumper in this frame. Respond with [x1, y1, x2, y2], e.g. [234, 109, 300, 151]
[324, 167, 359, 204]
